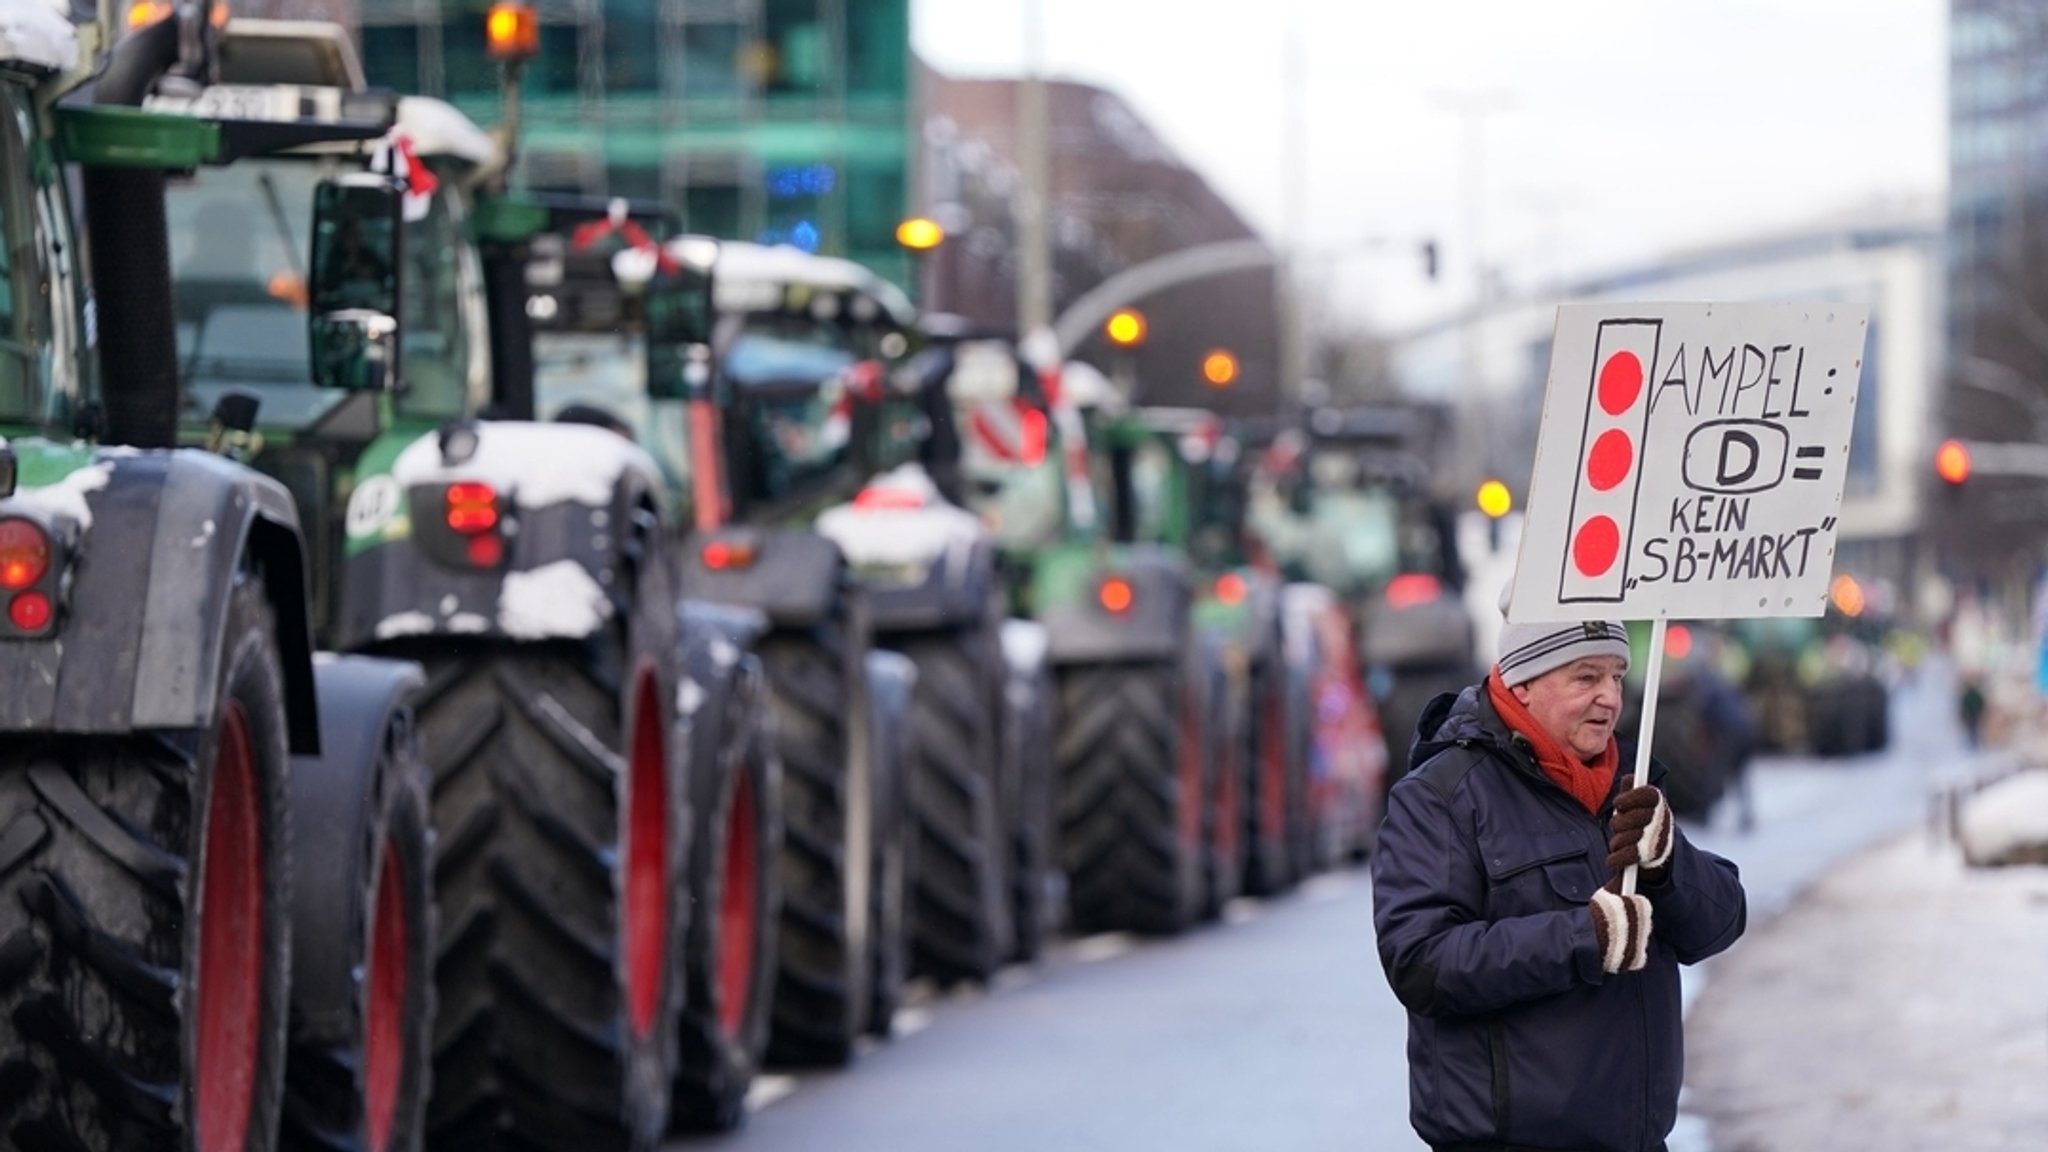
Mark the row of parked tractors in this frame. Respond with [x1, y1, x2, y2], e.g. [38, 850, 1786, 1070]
[0, 5, 1479, 1150]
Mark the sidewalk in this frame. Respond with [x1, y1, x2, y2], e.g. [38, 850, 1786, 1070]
[1682, 825, 2048, 1151]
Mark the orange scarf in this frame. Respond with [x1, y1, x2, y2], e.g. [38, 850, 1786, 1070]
[1486, 667, 1619, 816]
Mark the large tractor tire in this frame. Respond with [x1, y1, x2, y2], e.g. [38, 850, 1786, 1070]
[863, 651, 915, 1038]
[1055, 657, 1207, 936]
[1001, 652, 1059, 963]
[669, 651, 782, 1134]
[0, 574, 294, 1152]
[406, 545, 686, 1150]
[281, 660, 435, 1152]
[896, 632, 1012, 985]
[758, 603, 875, 1068]
[1199, 649, 1244, 922]
[1242, 648, 1310, 897]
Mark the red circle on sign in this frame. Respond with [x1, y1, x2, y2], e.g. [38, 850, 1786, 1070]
[1573, 516, 1621, 578]
[1598, 351, 1644, 415]
[1587, 429, 1633, 491]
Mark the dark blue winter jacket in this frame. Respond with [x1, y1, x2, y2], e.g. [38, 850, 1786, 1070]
[1371, 684, 1747, 1152]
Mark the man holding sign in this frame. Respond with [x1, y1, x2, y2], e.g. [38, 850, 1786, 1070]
[1373, 300, 1866, 1151]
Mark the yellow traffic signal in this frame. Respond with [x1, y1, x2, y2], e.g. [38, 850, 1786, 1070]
[1476, 479, 1512, 519]
[486, 1, 539, 61]
[1105, 308, 1147, 348]
[1935, 438, 1971, 486]
[1201, 349, 1239, 388]
[895, 217, 945, 251]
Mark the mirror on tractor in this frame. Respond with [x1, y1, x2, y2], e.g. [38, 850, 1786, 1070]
[308, 174, 404, 392]
[643, 244, 717, 400]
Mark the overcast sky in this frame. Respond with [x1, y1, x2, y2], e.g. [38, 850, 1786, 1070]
[913, 0, 1948, 333]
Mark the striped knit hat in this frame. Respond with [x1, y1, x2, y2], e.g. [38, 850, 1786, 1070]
[1495, 583, 1630, 688]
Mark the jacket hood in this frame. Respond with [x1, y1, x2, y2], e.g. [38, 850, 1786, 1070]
[1410, 682, 1513, 769]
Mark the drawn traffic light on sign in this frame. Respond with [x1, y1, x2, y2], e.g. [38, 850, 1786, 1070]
[1558, 319, 1661, 603]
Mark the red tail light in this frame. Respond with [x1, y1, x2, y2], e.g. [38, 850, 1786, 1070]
[852, 486, 925, 512]
[1099, 577, 1134, 614]
[703, 539, 759, 571]
[1214, 572, 1248, 606]
[0, 519, 50, 590]
[466, 534, 505, 569]
[1384, 573, 1442, 610]
[8, 591, 52, 631]
[445, 483, 499, 534]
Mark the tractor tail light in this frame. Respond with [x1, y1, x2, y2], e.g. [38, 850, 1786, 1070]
[0, 519, 51, 590]
[1099, 577, 1134, 614]
[1214, 573, 1248, 606]
[446, 483, 500, 534]
[1384, 572, 1443, 610]
[703, 539, 759, 571]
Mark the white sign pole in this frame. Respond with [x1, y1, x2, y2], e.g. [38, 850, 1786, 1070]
[1621, 617, 1667, 897]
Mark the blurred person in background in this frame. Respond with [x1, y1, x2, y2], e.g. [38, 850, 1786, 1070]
[1371, 599, 1747, 1152]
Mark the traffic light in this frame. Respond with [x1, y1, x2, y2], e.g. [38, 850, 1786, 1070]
[486, 1, 539, 61]
[1476, 478, 1512, 519]
[1935, 438, 1971, 486]
[1106, 308, 1147, 348]
[1560, 322, 1656, 603]
[895, 217, 945, 251]
[1201, 349, 1239, 388]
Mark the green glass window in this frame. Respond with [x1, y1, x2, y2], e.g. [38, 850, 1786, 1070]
[359, 23, 421, 94]
[764, 0, 831, 97]
[603, 0, 661, 95]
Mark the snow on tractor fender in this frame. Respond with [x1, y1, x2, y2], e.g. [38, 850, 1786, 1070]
[0, 443, 318, 752]
[1037, 543, 1195, 666]
[332, 420, 668, 648]
[815, 463, 999, 631]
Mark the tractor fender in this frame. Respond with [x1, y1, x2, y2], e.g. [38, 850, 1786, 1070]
[0, 448, 319, 753]
[1040, 544, 1192, 666]
[678, 526, 846, 630]
[1362, 593, 1479, 672]
[814, 466, 995, 632]
[861, 538, 1000, 633]
[334, 421, 668, 650]
[286, 653, 425, 1043]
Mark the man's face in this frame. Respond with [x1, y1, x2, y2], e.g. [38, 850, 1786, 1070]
[1511, 655, 1626, 761]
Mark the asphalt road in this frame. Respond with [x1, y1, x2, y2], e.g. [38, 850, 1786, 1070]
[672, 660, 1972, 1152]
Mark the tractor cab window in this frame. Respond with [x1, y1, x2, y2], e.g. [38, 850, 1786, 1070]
[534, 329, 693, 498]
[167, 158, 335, 425]
[391, 168, 484, 421]
[723, 311, 857, 387]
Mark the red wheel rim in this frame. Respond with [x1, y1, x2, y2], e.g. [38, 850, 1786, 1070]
[1177, 679, 1202, 855]
[1259, 680, 1287, 844]
[362, 841, 408, 1152]
[196, 701, 263, 1152]
[623, 664, 670, 1040]
[716, 767, 759, 1039]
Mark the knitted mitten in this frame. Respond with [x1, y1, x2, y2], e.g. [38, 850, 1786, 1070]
[1587, 889, 1654, 974]
[1608, 781, 1674, 883]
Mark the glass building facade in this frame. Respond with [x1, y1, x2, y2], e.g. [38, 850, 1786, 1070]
[355, 0, 915, 292]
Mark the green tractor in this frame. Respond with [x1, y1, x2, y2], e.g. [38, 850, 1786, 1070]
[905, 337, 1235, 936]
[521, 212, 926, 1074]
[1246, 403, 1481, 795]
[1, 5, 433, 1149]
[153, 21, 749, 1147]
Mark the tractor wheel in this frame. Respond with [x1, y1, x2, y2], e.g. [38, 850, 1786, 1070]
[0, 573, 293, 1152]
[897, 634, 1012, 984]
[758, 608, 873, 1068]
[1242, 652, 1300, 897]
[408, 539, 685, 1151]
[670, 658, 781, 1134]
[863, 651, 914, 1039]
[1377, 668, 1466, 800]
[1055, 659, 1206, 936]
[1003, 659, 1058, 963]
[281, 680, 434, 1152]
[1201, 649, 1244, 921]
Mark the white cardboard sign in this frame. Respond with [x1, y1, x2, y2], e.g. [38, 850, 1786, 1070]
[1508, 302, 1870, 624]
